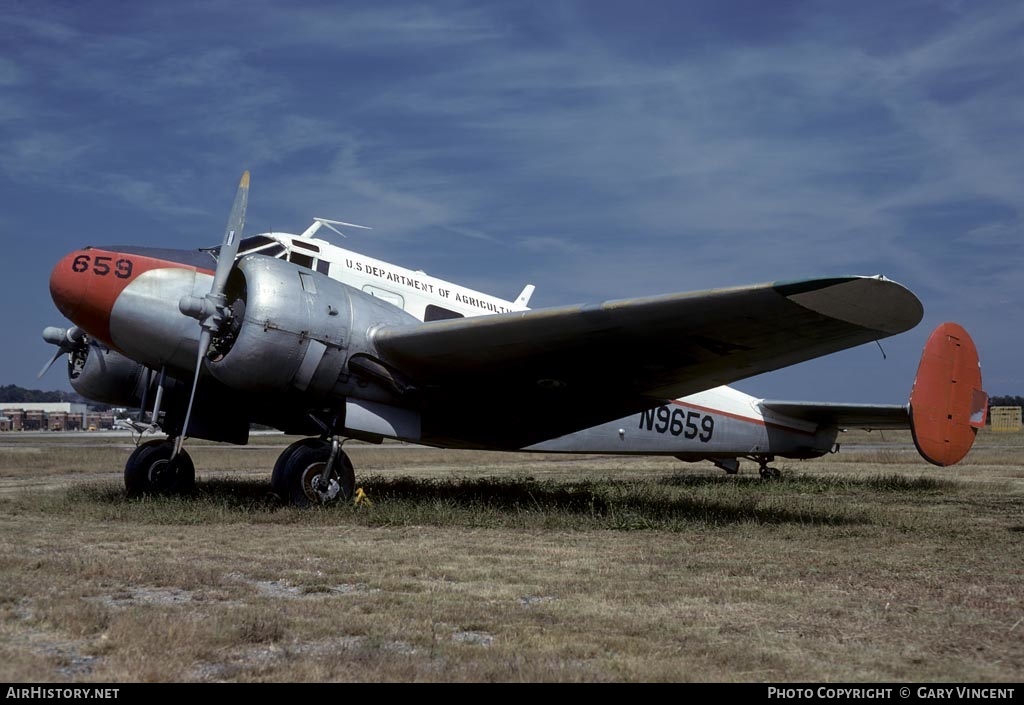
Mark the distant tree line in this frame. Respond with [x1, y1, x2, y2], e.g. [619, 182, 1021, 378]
[0, 384, 75, 403]
[989, 395, 1024, 409]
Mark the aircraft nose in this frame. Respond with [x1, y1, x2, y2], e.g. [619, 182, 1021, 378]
[49, 249, 121, 346]
[50, 250, 88, 321]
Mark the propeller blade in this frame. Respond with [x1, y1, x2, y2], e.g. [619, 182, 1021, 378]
[174, 171, 249, 460]
[173, 328, 211, 459]
[210, 170, 249, 299]
[37, 350, 63, 379]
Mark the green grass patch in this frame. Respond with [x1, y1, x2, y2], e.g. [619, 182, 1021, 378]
[2, 473, 952, 530]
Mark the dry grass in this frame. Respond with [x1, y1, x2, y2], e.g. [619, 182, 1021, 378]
[0, 430, 1021, 682]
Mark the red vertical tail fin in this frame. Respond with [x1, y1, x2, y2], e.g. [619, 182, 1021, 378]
[908, 322, 986, 466]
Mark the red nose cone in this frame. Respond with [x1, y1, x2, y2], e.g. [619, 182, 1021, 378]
[50, 248, 183, 349]
[50, 250, 88, 323]
[49, 249, 123, 346]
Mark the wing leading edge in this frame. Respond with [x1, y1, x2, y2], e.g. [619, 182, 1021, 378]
[371, 275, 923, 449]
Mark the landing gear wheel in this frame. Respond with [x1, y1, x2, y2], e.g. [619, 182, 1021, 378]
[270, 437, 325, 486]
[124, 439, 196, 497]
[271, 439, 355, 507]
[759, 465, 782, 480]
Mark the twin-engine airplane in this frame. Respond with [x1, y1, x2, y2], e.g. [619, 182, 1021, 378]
[41, 173, 988, 505]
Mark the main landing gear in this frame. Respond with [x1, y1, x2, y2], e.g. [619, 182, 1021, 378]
[270, 437, 355, 508]
[122, 435, 355, 507]
[124, 439, 197, 497]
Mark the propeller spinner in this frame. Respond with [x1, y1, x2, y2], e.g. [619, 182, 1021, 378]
[38, 325, 86, 378]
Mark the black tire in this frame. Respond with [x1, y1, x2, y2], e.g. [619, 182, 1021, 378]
[271, 439, 354, 507]
[124, 439, 196, 497]
[270, 438, 327, 498]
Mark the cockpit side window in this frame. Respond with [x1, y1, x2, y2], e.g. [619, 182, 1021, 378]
[289, 252, 315, 270]
[286, 239, 321, 271]
[206, 235, 286, 259]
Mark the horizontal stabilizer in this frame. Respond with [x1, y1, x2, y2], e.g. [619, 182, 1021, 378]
[760, 401, 909, 430]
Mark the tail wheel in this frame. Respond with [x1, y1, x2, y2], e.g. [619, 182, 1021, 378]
[271, 439, 355, 507]
[125, 439, 196, 497]
[752, 455, 781, 480]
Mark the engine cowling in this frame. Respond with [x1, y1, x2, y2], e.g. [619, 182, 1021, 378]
[69, 342, 150, 407]
[206, 255, 419, 400]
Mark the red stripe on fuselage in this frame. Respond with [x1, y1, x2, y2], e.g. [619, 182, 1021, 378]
[669, 399, 818, 437]
[49, 248, 214, 348]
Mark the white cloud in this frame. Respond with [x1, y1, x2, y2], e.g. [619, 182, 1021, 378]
[0, 13, 80, 42]
[0, 131, 95, 181]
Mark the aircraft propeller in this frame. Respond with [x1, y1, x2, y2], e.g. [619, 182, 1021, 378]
[174, 171, 250, 457]
[38, 325, 86, 378]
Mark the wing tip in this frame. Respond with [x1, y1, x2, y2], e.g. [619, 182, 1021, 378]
[775, 275, 923, 335]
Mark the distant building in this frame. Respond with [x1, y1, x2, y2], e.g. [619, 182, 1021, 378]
[0, 402, 109, 432]
[48, 411, 68, 431]
[23, 410, 45, 431]
[3, 409, 24, 431]
[85, 411, 115, 431]
[0, 402, 89, 414]
[991, 406, 1022, 433]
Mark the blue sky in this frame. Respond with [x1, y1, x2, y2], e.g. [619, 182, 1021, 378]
[1, 1, 1021, 402]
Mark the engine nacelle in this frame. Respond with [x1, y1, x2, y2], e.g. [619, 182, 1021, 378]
[69, 342, 150, 407]
[207, 255, 419, 400]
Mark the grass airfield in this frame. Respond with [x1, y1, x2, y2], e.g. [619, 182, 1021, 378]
[0, 430, 1021, 682]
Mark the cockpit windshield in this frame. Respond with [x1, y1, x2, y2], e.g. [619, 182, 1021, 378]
[203, 235, 287, 259]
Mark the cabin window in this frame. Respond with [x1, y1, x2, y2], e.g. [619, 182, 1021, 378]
[425, 304, 464, 321]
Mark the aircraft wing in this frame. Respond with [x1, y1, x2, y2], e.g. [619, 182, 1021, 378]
[759, 401, 910, 430]
[372, 275, 923, 448]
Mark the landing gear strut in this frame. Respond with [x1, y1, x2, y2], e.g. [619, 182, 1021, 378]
[271, 437, 355, 507]
[124, 439, 196, 496]
[755, 455, 782, 480]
